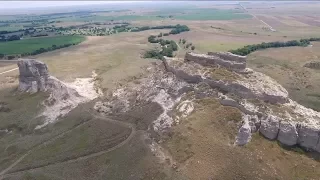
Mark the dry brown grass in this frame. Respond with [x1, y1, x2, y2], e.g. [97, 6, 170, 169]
[247, 42, 320, 110]
[162, 98, 320, 180]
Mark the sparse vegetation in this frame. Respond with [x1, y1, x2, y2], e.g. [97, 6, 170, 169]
[144, 24, 189, 60]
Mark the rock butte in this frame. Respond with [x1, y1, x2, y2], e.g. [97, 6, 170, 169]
[17, 54, 320, 153]
[17, 59, 99, 128]
[95, 51, 320, 153]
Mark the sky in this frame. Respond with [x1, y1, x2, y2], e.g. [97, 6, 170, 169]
[0, 1, 139, 9]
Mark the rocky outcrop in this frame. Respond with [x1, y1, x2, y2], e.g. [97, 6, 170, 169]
[18, 59, 49, 93]
[303, 61, 320, 69]
[17, 59, 100, 129]
[297, 124, 320, 151]
[235, 115, 252, 146]
[164, 54, 288, 104]
[277, 121, 298, 146]
[207, 52, 246, 63]
[95, 52, 320, 153]
[259, 115, 280, 140]
[185, 52, 246, 71]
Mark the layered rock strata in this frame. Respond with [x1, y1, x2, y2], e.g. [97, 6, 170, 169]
[95, 52, 320, 153]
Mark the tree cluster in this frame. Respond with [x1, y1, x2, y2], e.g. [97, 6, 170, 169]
[229, 38, 320, 56]
[1, 41, 83, 60]
[0, 34, 21, 42]
[179, 39, 195, 51]
[22, 43, 77, 56]
[132, 24, 189, 34]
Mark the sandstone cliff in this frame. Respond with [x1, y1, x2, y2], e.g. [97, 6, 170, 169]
[95, 52, 320, 153]
[17, 59, 100, 128]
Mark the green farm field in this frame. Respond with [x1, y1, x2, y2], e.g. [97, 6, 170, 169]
[0, 36, 85, 55]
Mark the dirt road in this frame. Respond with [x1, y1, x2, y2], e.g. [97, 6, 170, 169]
[0, 68, 18, 75]
[0, 113, 136, 179]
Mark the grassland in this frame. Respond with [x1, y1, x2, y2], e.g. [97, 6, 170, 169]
[10, 119, 132, 172]
[0, 36, 85, 55]
[162, 98, 320, 180]
[247, 42, 320, 111]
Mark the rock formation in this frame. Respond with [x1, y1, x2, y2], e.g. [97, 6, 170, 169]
[94, 52, 320, 153]
[18, 59, 49, 93]
[185, 52, 246, 71]
[17, 59, 100, 129]
[304, 61, 320, 69]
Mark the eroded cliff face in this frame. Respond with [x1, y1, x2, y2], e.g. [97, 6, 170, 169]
[17, 59, 101, 128]
[95, 52, 320, 153]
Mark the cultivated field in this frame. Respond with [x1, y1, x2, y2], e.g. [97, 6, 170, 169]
[0, 36, 85, 55]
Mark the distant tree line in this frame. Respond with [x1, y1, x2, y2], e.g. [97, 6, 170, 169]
[229, 38, 320, 56]
[0, 42, 83, 60]
[0, 35, 21, 42]
[131, 24, 189, 34]
[23, 43, 80, 56]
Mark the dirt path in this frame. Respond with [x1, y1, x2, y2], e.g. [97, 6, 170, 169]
[0, 118, 93, 179]
[239, 3, 276, 32]
[0, 68, 18, 75]
[0, 114, 136, 179]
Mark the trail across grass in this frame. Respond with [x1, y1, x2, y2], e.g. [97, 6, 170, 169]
[0, 35, 85, 55]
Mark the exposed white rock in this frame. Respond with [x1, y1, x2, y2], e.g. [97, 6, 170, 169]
[298, 124, 320, 151]
[259, 115, 280, 140]
[152, 89, 181, 131]
[94, 52, 320, 153]
[37, 72, 100, 129]
[185, 52, 246, 71]
[277, 121, 298, 146]
[248, 115, 260, 133]
[236, 71, 288, 104]
[235, 114, 252, 145]
[176, 100, 194, 118]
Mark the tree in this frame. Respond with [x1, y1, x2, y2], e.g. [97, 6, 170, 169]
[7, 35, 20, 41]
[182, 39, 186, 44]
[191, 46, 195, 50]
